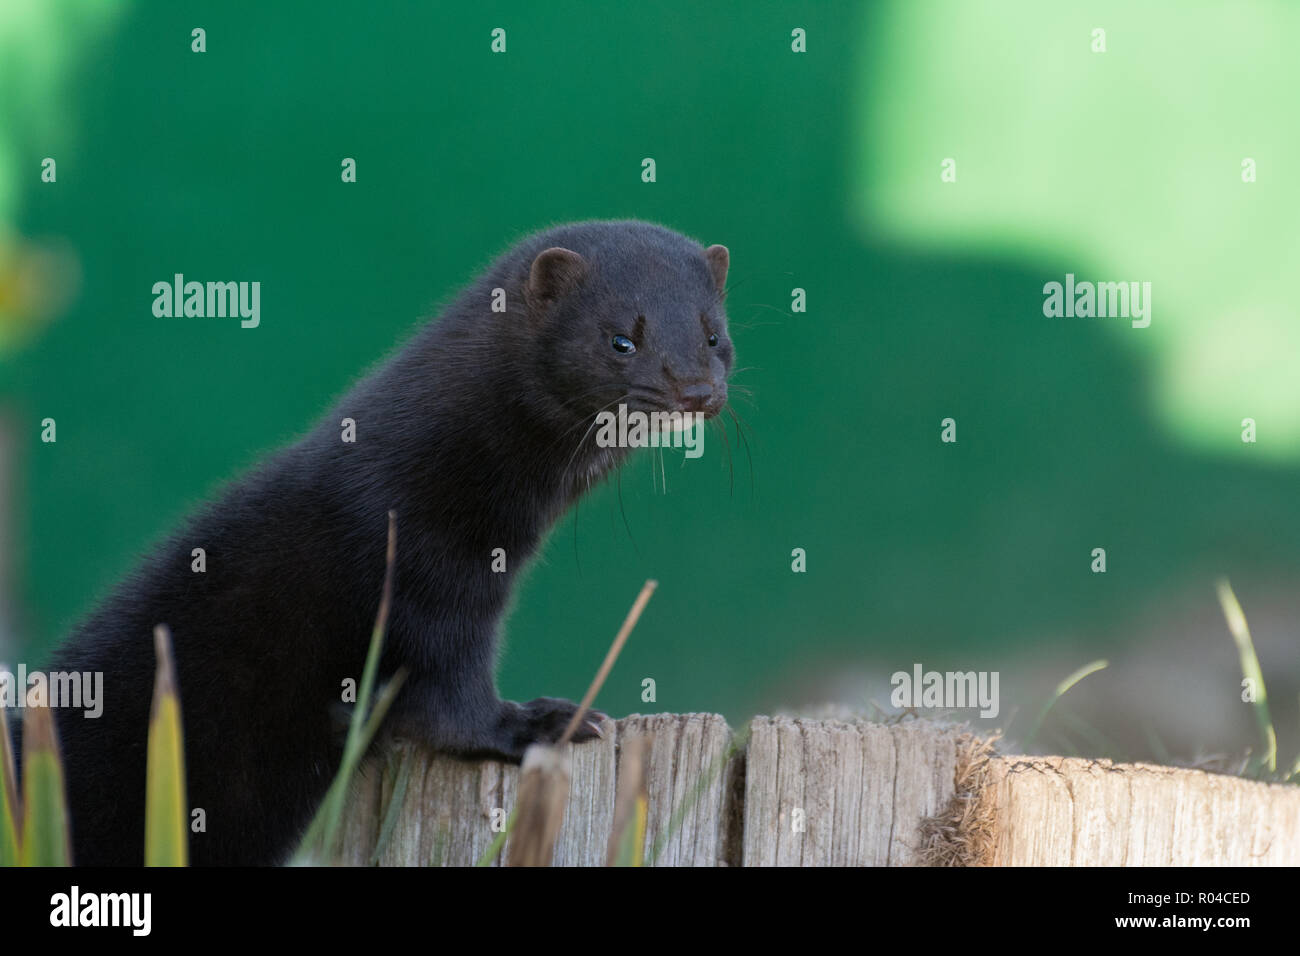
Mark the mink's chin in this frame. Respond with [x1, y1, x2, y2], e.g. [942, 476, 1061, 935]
[661, 404, 724, 429]
[684, 398, 727, 421]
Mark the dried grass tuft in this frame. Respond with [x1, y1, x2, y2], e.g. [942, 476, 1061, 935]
[917, 731, 1000, 866]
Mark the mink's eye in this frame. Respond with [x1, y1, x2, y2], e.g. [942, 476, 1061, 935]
[612, 334, 636, 354]
[708, 333, 719, 347]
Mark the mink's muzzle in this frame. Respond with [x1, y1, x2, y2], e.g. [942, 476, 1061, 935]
[678, 382, 714, 412]
[677, 380, 727, 418]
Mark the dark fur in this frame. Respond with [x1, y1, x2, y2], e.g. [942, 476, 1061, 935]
[33, 220, 732, 865]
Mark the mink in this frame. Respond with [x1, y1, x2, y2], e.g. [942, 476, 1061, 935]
[32, 220, 733, 865]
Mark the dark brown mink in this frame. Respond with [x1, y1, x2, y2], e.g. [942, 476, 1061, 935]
[34, 219, 733, 865]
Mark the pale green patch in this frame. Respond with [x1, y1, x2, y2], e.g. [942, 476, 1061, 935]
[853, 0, 1300, 460]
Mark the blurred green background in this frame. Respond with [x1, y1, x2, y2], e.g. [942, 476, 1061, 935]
[2, 0, 1297, 764]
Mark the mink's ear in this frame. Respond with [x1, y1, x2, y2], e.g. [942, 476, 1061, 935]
[526, 247, 588, 310]
[703, 244, 729, 295]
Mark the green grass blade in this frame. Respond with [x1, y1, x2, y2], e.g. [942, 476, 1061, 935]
[1022, 659, 1108, 751]
[1289, 693, 1300, 783]
[293, 511, 404, 865]
[369, 747, 413, 865]
[648, 722, 749, 865]
[1141, 720, 1173, 767]
[611, 793, 647, 867]
[0, 701, 21, 866]
[321, 670, 407, 855]
[145, 624, 189, 866]
[1216, 579, 1277, 774]
[294, 669, 406, 864]
[18, 706, 69, 866]
[474, 807, 516, 867]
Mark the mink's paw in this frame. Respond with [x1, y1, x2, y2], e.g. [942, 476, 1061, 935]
[514, 696, 608, 747]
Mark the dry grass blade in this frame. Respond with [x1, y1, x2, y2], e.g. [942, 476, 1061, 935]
[505, 745, 571, 867]
[607, 732, 650, 866]
[497, 580, 657, 865]
[918, 732, 1000, 866]
[560, 578, 657, 744]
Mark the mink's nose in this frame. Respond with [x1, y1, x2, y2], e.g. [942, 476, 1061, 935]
[679, 383, 713, 412]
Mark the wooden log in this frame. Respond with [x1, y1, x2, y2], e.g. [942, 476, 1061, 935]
[347, 723, 618, 867]
[983, 756, 1300, 866]
[742, 716, 965, 866]
[620, 713, 736, 866]
[337, 713, 1300, 866]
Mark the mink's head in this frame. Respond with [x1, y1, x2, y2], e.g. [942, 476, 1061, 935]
[518, 221, 733, 430]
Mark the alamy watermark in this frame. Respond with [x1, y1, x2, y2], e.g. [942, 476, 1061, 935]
[50, 886, 151, 936]
[152, 273, 260, 328]
[0, 665, 103, 718]
[594, 403, 704, 458]
[1042, 273, 1151, 328]
[891, 663, 999, 718]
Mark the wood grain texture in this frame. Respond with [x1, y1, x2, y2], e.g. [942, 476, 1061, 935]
[606, 733, 649, 865]
[987, 756, 1300, 866]
[619, 713, 737, 866]
[352, 722, 617, 866]
[338, 714, 1300, 866]
[742, 717, 963, 866]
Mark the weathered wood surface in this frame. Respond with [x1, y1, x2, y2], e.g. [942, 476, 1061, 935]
[985, 756, 1300, 866]
[339, 713, 1300, 866]
[340, 713, 731, 866]
[743, 717, 964, 865]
